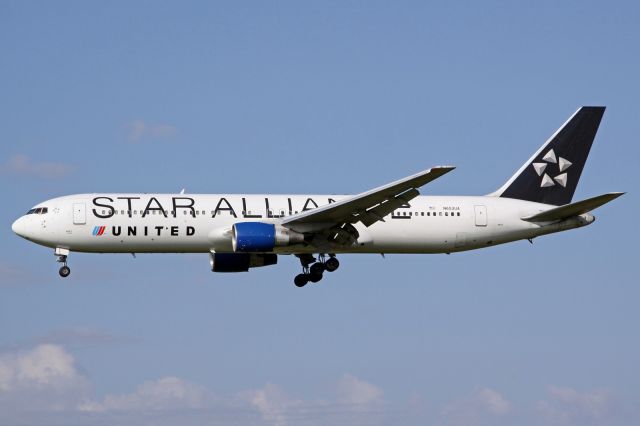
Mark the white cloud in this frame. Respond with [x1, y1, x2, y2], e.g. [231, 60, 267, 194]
[0, 154, 73, 178]
[536, 385, 614, 425]
[0, 343, 387, 426]
[441, 387, 510, 426]
[244, 383, 303, 426]
[476, 387, 510, 414]
[80, 376, 216, 412]
[241, 375, 384, 426]
[3, 348, 629, 426]
[127, 120, 177, 143]
[336, 373, 384, 406]
[0, 344, 90, 412]
[0, 345, 629, 426]
[0, 344, 85, 392]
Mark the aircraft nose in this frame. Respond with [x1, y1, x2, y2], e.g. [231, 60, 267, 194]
[11, 217, 25, 237]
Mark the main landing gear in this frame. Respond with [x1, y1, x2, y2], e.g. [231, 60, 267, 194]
[294, 254, 340, 287]
[55, 247, 71, 278]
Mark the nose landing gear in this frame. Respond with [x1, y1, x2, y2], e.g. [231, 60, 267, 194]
[55, 247, 71, 278]
[58, 263, 70, 278]
[293, 254, 339, 287]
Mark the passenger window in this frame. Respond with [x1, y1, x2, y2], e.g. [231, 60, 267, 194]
[457, 212, 460, 216]
[421, 212, 424, 216]
[439, 212, 442, 216]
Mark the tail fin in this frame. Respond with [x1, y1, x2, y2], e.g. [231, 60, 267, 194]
[491, 106, 605, 205]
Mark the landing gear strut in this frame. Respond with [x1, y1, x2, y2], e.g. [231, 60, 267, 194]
[293, 254, 339, 287]
[55, 248, 71, 278]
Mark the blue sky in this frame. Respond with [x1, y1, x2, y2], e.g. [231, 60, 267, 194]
[1, 1, 638, 425]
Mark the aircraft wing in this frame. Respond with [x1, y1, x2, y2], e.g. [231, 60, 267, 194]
[282, 166, 455, 233]
[522, 192, 625, 222]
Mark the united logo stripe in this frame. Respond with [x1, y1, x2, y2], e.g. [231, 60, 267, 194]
[92, 226, 99, 236]
[98, 226, 105, 236]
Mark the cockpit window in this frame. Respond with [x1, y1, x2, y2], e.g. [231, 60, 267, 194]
[26, 207, 48, 215]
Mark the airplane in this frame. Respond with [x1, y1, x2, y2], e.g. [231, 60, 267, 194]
[11, 106, 623, 287]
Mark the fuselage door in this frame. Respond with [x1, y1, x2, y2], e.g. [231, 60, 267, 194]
[474, 205, 487, 227]
[73, 203, 86, 225]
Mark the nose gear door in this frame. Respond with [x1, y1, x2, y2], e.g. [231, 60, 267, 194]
[73, 203, 86, 225]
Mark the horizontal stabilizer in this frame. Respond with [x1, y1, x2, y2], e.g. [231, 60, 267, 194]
[522, 192, 625, 222]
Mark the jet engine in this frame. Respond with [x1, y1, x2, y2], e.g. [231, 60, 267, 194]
[232, 222, 304, 252]
[209, 252, 277, 272]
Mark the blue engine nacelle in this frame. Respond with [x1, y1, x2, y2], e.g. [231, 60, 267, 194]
[232, 222, 304, 252]
[209, 252, 277, 272]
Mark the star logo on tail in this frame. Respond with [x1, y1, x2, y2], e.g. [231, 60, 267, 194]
[532, 149, 572, 188]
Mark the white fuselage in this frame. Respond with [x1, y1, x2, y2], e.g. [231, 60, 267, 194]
[12, 193, 593, 255]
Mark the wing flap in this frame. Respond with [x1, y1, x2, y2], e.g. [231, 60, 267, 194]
[522, 192, 624, 222]
[359, 188, 419, 227]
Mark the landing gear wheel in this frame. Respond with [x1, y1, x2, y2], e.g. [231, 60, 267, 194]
[294, 274, 309, 287]
[59, 265, 71, 278]
[310, 262, 325, 275]
[308, 272, 323, 283]
[324, 257, 339, 272]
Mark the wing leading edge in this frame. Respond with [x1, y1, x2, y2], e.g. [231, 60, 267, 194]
[282, 166, 455, 233]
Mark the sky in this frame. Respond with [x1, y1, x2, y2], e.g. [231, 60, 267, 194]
[1, 1, 639, 425]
